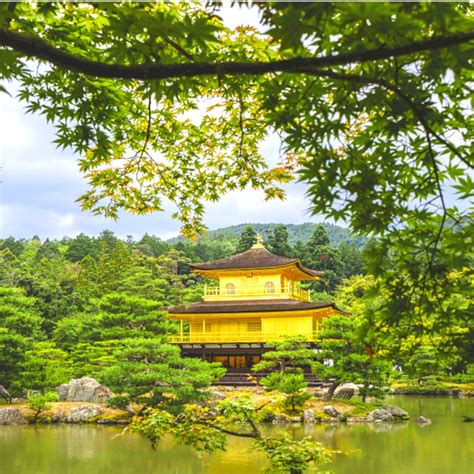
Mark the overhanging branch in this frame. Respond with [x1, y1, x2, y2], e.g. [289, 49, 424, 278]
[0, 27, 473, 80]
[303, 68, 473, 169]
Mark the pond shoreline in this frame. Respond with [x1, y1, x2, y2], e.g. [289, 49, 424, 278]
[1, 396, 472, 474]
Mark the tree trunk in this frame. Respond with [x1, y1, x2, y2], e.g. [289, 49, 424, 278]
[0, 385, 11, 403]
[322, 381, 339, 401]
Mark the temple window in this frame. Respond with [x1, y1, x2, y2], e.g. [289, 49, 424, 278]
[247, 320, 262, 332]
[191, 322, 202, 333]
[264, 281, 275, 293]
[225, 283, 236, 295]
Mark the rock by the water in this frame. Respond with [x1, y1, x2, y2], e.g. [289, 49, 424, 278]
[417, 416, 432, 425]
[66, 405, 103, 423]
[384, 405, 409, 420]
[56, 378, 111, 403]
[367, 408, 393, 423]
[0, 407, 27, 425]
[303, 409, 316, 423]
[272, 413, 291, 424]
[324, 405, 342, 418]
[334, 383, 358, 400]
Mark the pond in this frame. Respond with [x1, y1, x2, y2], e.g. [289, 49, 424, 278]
[0, 396, 472, 474]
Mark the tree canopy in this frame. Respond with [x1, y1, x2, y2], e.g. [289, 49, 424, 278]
[0, 2, 471, 237]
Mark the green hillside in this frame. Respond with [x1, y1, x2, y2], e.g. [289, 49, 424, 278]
[168, 222, 367, 247]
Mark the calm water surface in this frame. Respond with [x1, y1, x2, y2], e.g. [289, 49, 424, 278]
[0, 396, 472, 474]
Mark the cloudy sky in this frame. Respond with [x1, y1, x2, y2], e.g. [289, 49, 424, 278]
[0, 87, 329, 241]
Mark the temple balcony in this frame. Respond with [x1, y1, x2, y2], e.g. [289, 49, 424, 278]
[203, 284, 310, 302]
[170, 330, 319, 344]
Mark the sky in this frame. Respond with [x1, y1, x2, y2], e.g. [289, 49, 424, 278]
[0, 5, 328, 241]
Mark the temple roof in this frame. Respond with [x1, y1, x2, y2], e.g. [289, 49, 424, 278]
[169, 299, 343, 314]
[190, 246, 322, 279]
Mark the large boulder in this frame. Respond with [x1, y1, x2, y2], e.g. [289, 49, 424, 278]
[384, 405, 409, 420]
[367, 408, 393, 423]
[0, 407, 27, 425]
[334, 383, 359, 400]
[66, 405, 103, 423]
[56, 378, 111, 403]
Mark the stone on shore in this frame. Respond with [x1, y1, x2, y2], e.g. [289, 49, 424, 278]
[384, 405, 409, 420]
[334, 383, 359, 400]
[367, 408, 393, 423]
[56, 378, 111, 403]
[324, 405, 342, 418]
[0, 407, 27, 425]
[66, 405, 103, 423]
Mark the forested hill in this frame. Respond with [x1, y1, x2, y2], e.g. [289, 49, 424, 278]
[168, 223, 366, 247]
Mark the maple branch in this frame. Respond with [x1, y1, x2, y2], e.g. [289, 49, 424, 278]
[304, 68, 473, 169]
[0, 27, 473, 80]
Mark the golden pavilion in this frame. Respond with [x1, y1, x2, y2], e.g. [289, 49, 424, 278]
[168, 238, 343, 373]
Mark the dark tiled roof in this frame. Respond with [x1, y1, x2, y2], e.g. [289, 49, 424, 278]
[190, 247, 323, 276]
[169, 299, 342, 314]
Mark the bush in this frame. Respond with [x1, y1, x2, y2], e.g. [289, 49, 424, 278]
[27, 392, 59, 421]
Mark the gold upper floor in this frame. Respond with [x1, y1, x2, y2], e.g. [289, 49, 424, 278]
[190, 242, 320, 303]
[203, 281, 310, 302]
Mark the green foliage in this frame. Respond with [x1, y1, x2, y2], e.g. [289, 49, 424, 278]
[236, 225, 258, 253]
[0, 287, 43, 339]
[254, 338, 314, 412]
[266, 225, 293, 258]
[254, 432, 333, 474]
[253, 336, 317, 373]
[0, 328, 28, 392]
[2, 2, 470, 246]
[0, 287, 43, 392]
[27, 391, 59, 421]
[1, 3, 470, 369]
[20, 342, 73, 392]
[447, 364, 474, 384]
[361, 218, 473, 376]
[260, 372, 311, 413]
[99, 338, 225, 409]
[130, 394, 333, 473]
[314, 315, 391, 402]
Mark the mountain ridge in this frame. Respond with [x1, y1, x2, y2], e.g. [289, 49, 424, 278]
[167, 222, 367, 247]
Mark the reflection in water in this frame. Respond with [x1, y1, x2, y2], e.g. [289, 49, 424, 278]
[0, 396, 472, 474]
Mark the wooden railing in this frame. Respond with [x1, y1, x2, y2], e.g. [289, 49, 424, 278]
[171, 331, 319, 344]
[203, 284, 310, 302]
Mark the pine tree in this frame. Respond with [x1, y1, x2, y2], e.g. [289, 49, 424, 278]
[236, 225, 257, 253]
[65, 233, 99, 262]
[267, 225, 293, 257]
[308, 225, 331, 247]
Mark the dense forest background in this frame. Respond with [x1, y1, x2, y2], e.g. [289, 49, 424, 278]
[1, 222, 471, 397]
[0, 223, 367, 391]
